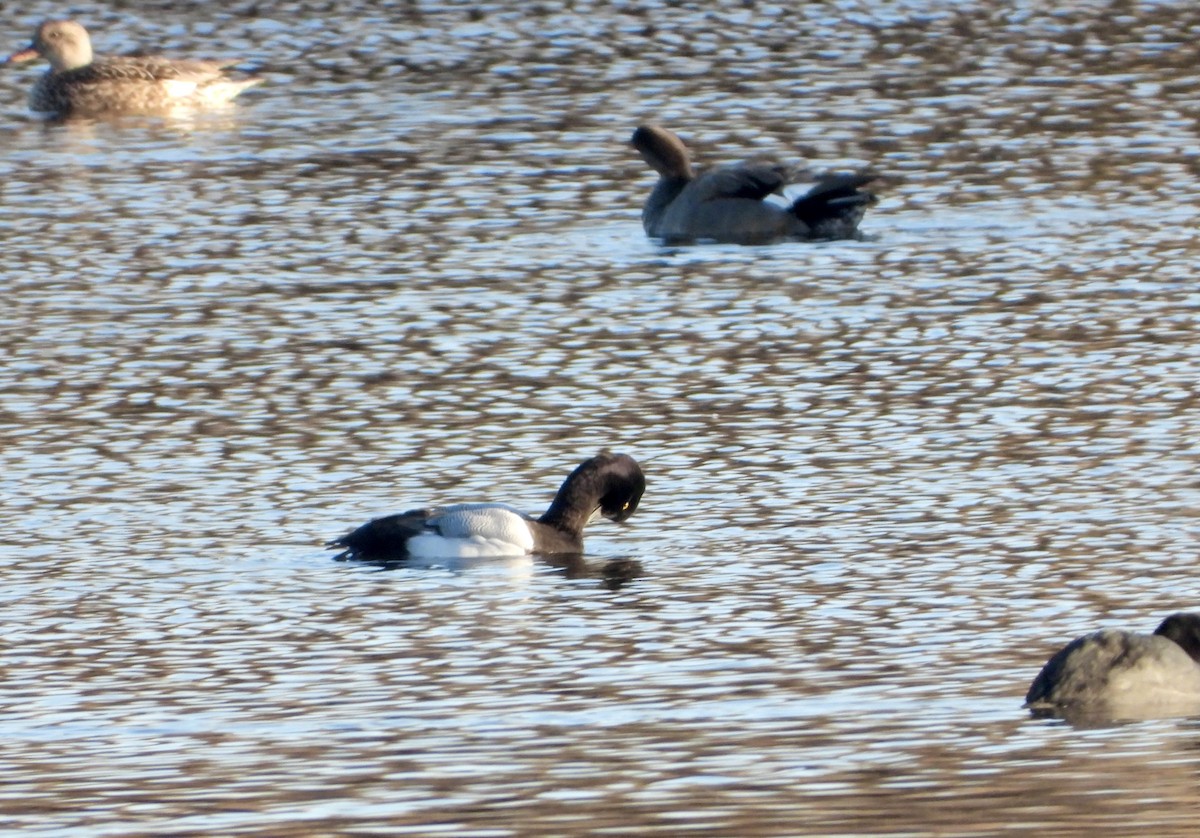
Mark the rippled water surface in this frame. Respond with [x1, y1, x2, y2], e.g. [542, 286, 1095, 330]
[5, 0, 1200, 834]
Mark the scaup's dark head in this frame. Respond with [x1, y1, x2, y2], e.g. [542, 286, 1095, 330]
[1154, 612, 1200, 664]
[540, 451, 646, 535]
[595, 452, 645, 523]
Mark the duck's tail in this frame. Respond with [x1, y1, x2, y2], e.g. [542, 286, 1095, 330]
[790, 173, 878, 239]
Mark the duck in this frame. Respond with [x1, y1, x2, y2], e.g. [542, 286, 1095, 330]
[328, 452, 646, 562]
[631, 124, 877, 245]
[5, 19, 262, 116]
[1025, 612, 1200, 720]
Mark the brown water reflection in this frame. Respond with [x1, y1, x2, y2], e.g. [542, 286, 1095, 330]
[4, 0, 1200, 834]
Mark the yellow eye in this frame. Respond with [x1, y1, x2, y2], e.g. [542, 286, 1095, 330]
[622, 501, 630, 511]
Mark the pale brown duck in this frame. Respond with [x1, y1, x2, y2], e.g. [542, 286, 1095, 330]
[5, 19, 262, 116]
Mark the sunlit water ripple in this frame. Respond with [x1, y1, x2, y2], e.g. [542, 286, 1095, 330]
[4, 0, 1200, 834]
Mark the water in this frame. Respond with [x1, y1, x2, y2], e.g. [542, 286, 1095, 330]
[4, 0, 1200, 833]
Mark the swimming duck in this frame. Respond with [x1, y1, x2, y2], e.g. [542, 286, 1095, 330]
[631, 124, 877, 245]
[1025, 612, 1200, 720]
[5, 19, 262, 116]
[328, 452, 646, 562]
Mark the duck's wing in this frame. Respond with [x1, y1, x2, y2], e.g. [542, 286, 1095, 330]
[688, 164, 790, 203]
[327, 507, 433, 561]
[329, 503, 538, 562]
[426, 503, 535, 543]
[1025, 632, 1100, 708]
[86, 55, 232, 83]
[789, 172, 878, 238]
[792, 172, 877, 216]
[1025, 629, 1149, 709]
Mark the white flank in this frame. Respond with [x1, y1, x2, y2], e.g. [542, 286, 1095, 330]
[197, 79, 262, 106]
[161, 79, 200, 99]
[406, 503, 536, 559]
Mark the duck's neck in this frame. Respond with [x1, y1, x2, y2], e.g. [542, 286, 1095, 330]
[49, 45, 92, 73]
[642, 177, 688, 234]
[538, 487, 597, 537]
